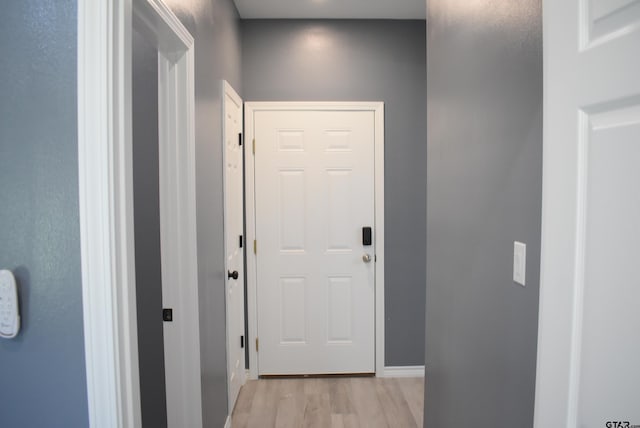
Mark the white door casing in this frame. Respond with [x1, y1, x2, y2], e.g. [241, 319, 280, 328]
[78, 0, 202, 427]
[535, 1, 640, 427]
[245, 102, 385, 377]
[137, 1, 203, 427]
[78, 0, 141, 425]
[222, 81, 246, 414]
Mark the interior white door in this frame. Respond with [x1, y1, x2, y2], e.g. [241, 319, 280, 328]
[254, 109, 376, 375]
[223, 82, 246, 413]
[535, 1, 640, 427]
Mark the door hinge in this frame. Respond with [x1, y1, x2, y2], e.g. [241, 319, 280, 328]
[252, 139, 256, 155]
[239, 235, 243, 248]
[240, 335, 244, 348]
[238, 133, 243, 146]
[253, 240, 257, 255]
[255, 337, 259, 352]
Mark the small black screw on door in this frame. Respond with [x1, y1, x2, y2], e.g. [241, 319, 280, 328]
[228, 270, 239, 280]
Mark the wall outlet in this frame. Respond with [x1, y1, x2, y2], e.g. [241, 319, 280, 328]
[513, 241, 526, 286]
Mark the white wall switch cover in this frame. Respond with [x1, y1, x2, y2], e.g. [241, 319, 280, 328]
[513, 241, 526, 286]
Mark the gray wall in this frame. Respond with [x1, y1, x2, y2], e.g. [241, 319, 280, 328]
[424, 1, 542, 427]
[0, 1, 89, 427]
[132, 28, 167, 428]
[242, 20, 427, 366]
[167, 1, 242, 426]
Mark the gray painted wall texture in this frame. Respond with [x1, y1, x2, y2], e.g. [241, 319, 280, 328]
[424, 1, 542, 427]
[168, 1, 242, 426]
[132, 28, 167, 428]
[242, 20, 427, 366]
[0, 1, 89, 427]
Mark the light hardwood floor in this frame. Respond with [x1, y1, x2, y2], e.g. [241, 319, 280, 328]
[231, 377, 424, 428]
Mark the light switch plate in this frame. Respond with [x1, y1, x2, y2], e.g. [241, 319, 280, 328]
[513, 241, 526, 286]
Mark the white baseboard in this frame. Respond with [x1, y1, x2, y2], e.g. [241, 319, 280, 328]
[224, 415, 231, 428]
[382, 365, 425, 378]
[242, 366, 424, 379]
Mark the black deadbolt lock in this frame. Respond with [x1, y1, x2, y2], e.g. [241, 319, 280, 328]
[362, 227, 372, 246]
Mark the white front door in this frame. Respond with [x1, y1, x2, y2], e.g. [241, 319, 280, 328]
[535, 1, 640, 427]
[223, 81, 245, 412]
[253, 108, 377, 375]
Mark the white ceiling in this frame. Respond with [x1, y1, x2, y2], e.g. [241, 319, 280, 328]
[233, 0, 426, 20]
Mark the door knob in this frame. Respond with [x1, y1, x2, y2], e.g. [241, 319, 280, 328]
[362, 254, 372, 263]
[228, 270, 239, 280]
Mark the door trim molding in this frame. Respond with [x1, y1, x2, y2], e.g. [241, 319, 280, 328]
[149, 3, 202, 426]
[244, 101, 385, 379]
[78, 0, 200, 426]
[78, 1, 140, 426]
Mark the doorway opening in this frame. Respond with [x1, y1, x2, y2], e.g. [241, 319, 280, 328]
[78, 1, 201, 426]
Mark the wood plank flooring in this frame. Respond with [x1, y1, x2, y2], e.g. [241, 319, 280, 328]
[231, 377, 424, 428]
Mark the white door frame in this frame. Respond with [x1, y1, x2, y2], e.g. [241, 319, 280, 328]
[222, 80, 246, 415]
[78, 1, 201, 427]
[244, 102, 385, 379]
